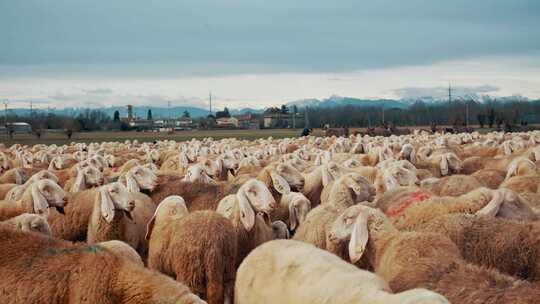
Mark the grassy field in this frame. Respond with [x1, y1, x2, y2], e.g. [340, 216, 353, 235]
[0, 129, 326, 146]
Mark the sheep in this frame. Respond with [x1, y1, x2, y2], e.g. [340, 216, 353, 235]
[322, 173, 376, 209]
[0, 226, 206, 304]
[149, 176, 237, 211]
[64, 165, 104, 193]
[419, 175, 482, 196]
[0, 183, 17, 200]
[5, 169, 59, 201]
[269, 188, 311, 232]
[235, 239, 449, 304]
[328, 205, 540, 304]
[98, 240, 144, 267]
[0, 213, 51, 236]
[0, 167, 26, 184]
[256, 163, 305, 203]
[416, 213, 540, 281]
[0, 179, 67, 221]
[117, 164, 158, 193]
[147, 196, 237, 304]
[416, 152, 462, 177]
[86, 182, 136, 245]
[216, 178, 276, 266]
[390, 187, 538, 230]
[470, 169, 506, 189]
[293, 204, 344, 249]
[271, 220, 290, 239]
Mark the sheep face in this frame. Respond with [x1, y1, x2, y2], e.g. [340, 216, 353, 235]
[285, 192, 311, 231]
[342, 158, 361, 169]
[99, 183, 136, 223]
[182, 164, 216, 184]
[275, 164, 304, 192]
[440, 153, 462, 176]
[0, 152, 10, 173]
[328, 205, 363, 244]
[341, 173, 376, 203]
[13, 214, 52, 236]
[398, 144, 417, 163]
[201, 158, 223, 178]
[239, 179, 277, 214]
[493, 189, 538, 220]
[127, 166, 157, 192]
[84, 166, 105, 187]
[32, 179, 67, 215]
[383, 166, 418, 191]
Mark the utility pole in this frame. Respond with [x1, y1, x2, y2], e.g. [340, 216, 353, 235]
[209, 91, 212, 116]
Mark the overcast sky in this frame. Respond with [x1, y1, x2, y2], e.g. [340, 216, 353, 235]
[1, 0, 539, 109]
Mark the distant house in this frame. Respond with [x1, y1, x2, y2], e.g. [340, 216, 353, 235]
[216, 117, 239, 128]
[129, 119, 153, 130]
[0, 122, 32, 134]
[235, 114, 260, 129]
[263, 113, 304, 128]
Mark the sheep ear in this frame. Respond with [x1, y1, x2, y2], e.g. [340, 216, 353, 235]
[321, 165, 334, 188]
[288, 197, 298, 231]
[270, 171, 290, 195]
[383, 171, 399, 190]
[145, 216, 156, 241]
[99, 188, 115, 223]
[505, 161, 518, 180]
[14, 170, 24, 185]
[409, 148, 417, 163]
[476, 190, 504, 217]
[440, 155, 449, 176]
[227, 170, 235, 182]
[237, 190, 255, 231]
[125, 172, 140, 193]
[71, 169, 86, 193]
[348, 213, 369, 264]
[31, 184, 49, 216]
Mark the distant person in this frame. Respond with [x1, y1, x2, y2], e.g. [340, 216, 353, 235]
[301, 127, 311, 137]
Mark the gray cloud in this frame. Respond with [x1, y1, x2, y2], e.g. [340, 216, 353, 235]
[1, 0, 539, 75]
[393, 85, 500, 99]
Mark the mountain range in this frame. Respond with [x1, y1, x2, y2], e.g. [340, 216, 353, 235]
[5, 95, 534, 118]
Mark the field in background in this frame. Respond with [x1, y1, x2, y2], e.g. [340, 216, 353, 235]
[0, 129, 326, 146]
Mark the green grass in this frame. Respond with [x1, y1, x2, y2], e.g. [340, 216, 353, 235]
[0, 129, 325, 146]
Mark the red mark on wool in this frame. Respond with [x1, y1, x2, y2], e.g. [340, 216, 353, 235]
[386, 191, 431, 218]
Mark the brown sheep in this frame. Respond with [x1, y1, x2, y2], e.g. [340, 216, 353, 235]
[470, 169, 505, 189]
[0, 213, 52, 236]
[0, 168, 26, 184]
[417, 214, 540, 281]
[329, 205, 540, 304]
[419, 175, 482, 196]
[0, 226, 205, 304]
[86, 182, 136, 245]
[0, 179, 67, 221]
[390, 187, 538, 231]
[147, 197, 237, 304]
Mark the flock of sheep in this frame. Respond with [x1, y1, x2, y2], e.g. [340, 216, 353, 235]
[1, 129, 540, 303]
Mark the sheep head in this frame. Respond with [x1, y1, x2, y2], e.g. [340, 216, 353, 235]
[398, 144, 417, 163]
[125, 165, 158, 193]
[273, 163, 304, 192]
[505, 157, 536, 180]
[337, 173, 376, 203]
[237, 179, 277, 231]
[145, 195, 189, 240]
[328, 205, 391, 264]
[382, 165, 418, 191]
[282, 192, 311, 231]
[477, 188, 538, 220]
[9, 213, 52, 236]
[0, 151, 10, 173]
[71, 165, 104, 193]
[182, 164, 217, 184]
[98, 182, 136, 223]
[439, 153, 462, 176]
[271, 220, 290, 239]
[30, 179, 67, 216]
